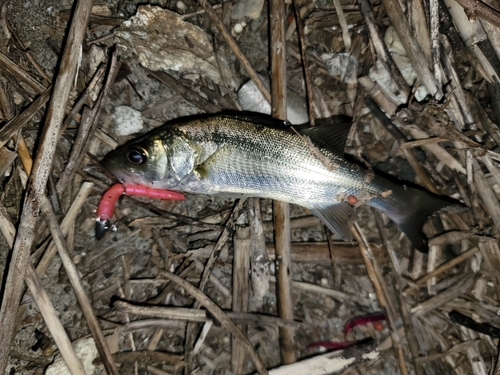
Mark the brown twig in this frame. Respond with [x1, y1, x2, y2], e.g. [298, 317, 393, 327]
[333, 0, 352, 51]
[380, 0, 442, 99]
[291, 1, 315, 124]
[56, 52, 120, 197]
[160, 271, 268, 375]
[115, 300, 301, 328]
[196, 0, 271, 103]
[184, 199, 246, 367]
[0, 51, 46, 94]
[352, 222, 409, 375]
[410, 272, 475, 317]
[25, 265, 87, 375]
[42, 200, 119, 375]
[0, 88, 51, 149]
[0, 192, 87, 375]
[148, 70, 222, 113]
[357, 0, 410, 99]
[454, 0, 500, 28]
[0, 1, 93, 372]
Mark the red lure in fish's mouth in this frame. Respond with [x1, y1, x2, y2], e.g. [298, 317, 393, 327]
[95, 183, 185, 239]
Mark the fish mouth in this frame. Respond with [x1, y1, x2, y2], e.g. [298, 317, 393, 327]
[101, 155, 146, 186]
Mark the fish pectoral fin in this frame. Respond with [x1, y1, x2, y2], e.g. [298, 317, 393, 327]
[310, 202, 358, 241]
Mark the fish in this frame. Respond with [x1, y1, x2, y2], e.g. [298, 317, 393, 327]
[101, 111, 463, 252]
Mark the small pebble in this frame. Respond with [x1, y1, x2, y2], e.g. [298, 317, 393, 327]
[320, 277, 328, 286]
[177, 1, 186, 11]
[73, 254, 82, 264]
[233, 23, 243, 33]
[313, 77, 324, 86]
[43, 346, 55, 357]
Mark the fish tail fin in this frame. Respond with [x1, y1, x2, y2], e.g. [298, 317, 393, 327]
[368, 181, 464, 252]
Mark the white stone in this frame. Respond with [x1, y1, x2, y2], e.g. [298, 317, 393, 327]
[321, 53, 358, 84]
[45, 337, 98, 375]
[176, 1, 186, 11]
[238, 76, 309, 125]
[115, 5, 221, 83]
[233, 23, 243, 33]
[112, 106, 144, 136]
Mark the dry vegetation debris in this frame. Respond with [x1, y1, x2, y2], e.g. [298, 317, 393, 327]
[0, 0, 500, 374]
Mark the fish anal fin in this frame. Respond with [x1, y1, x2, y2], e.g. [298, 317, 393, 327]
[310, 202, 358, 241]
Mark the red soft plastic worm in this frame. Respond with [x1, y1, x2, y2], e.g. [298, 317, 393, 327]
[343, 312, 385, 337]
[307, 312, 385, 351]
[95, 183, 185, 239]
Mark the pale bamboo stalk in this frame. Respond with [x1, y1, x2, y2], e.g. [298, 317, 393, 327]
[408, 128, 466, 174]
[0, 1, 92, 372]
[358, 76, 398, 115]
[0, 88, 51, 149]
[430, 0, 442, 85]
[271, 0, 295, 365]
[42, 200, 119, 375]
[0, 51, 46, 94]
[36, 182, 94, 276]
[0, 192, 86, 375]
[426, 245, 439, 295]
[380, 0, 442, 98]
[25, 265, 87, 375]
[403, 246, 479, 293]
[410, 272, 475, 317]
[115, 300, 301, 328]
[161, 271, 268, 374]
[473, 157, 500, 233]
[268, 349, 379, 375]
[333, 0, 351, 51]
[291, 0, 315, 124]
[455, 0, 500, 28]
[357, 0, 410, 98]
[352, 222, 408, 375]
[443, 0, 497, 81]
[232, 226, 250, 374]
[268, 276, 368, 305]
[249, 198, 270, 301]
[399, 137, 449, 148]
[193, 321, 213, 355]
[411, 0, 432, 61]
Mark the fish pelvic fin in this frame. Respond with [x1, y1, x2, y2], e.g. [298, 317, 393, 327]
[310, 202, 358, 242]
[368, 183, 465, 252]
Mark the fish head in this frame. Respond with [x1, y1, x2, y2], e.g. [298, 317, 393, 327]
[101, 133, 172, 187]
[101, 130, 198, 189]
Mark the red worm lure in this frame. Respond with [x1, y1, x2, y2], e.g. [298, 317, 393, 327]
[95, 183, 185, 239]
[343, 312, 385, 337]
[307, 312, 385, 351]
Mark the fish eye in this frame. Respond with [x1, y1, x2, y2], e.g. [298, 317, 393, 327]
[127, 147, 148, 165]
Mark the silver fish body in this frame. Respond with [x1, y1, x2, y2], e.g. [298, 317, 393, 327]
[102, 112, 461, 251]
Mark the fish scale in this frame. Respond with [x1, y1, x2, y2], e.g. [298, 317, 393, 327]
[102, 111, 463, 252]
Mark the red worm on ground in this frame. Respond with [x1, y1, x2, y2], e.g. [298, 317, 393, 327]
[307, 312, 385, 351]
[95, 183, 185, 239]
[343, 312, 385, 337]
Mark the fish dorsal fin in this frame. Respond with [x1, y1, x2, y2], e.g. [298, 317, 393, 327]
[218, 110, 289, 128]
[299, 116, 353, 156]
[309, 202, 358, 241]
